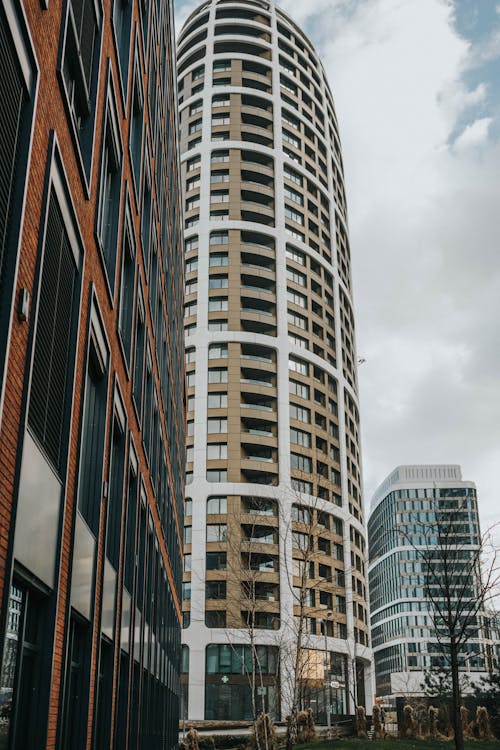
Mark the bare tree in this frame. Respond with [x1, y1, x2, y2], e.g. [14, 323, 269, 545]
[400, 496, 500, 750]
[223, 495, 281, 750]
[275, 481, 349, 747]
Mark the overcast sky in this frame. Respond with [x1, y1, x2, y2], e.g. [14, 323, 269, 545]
[175, 0, 500, 539]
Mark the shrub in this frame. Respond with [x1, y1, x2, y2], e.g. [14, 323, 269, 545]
[356, 705, 368, 739]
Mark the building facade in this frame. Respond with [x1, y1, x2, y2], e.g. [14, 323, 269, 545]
[368, 464, 493, 701]
[177, 0, 373, 723]
[0, 0, 184, 745]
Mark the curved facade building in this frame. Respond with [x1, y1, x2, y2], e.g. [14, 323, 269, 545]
[177, 0, 372, 722]
[368, 465, 491, 700]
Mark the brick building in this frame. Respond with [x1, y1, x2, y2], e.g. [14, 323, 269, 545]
[0, 0, 184, 745]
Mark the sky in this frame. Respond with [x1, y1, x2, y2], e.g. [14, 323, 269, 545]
[174, 0, 500, 543]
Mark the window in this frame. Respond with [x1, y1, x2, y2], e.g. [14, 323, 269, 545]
[184, 301, 197, 318]
[185, 214, 199, 229]
[210, 209, 229, 221]
[207, 496, 227, 514]
[287, 288, 307, 308]
[186, 175, 200, 192]
[187, 155, 201, 171]
[208, 368, 228, 383]
[210, 230, 229, 244]
[132, 294, 145, 413]
[205, 387, 228, 409]
[284, 185, 303, 205]
[97, 84, 122, 293]
[206, 581, 226, 600]
[290, 403, 310, 423]
[185, 256, 198, 274]
[207, 524, 227, 542]
[185, 498, 193, 516]
[77, 311, 109, 536]
[140, 155, 152, 268]
[292, 504, 311, 524]
[208, 296, 228, 312]
[283, 129, 299, 148]
[189, 118, 202, 135]
[189, 99, 203, 115]
[118, 206, 136, 368]
[287, 267, 306, 286]
[289, 355, 309, 375]
[210, 190, 229, 203]
[207, 443, 227, 460]
[290, 427, 311, 447]
[213, 59, 231, 71]
[129, 64, 143, 194]
[289, 379, 310, 399]
[113, 0, 133, 99]
[211, 150, 229, 163]
[284, 166, 302, 186]
[123, 451, 138, 594]
[208, 320, 228, 331]
[184, 526, 192, 544]
[206, 552, 227, 570]
[62, 0, 101, 175]
[205, 611, 226, 628]
[207, 469, 227, 482]
[211, 170, 229, 183]
[192, 65, 205, 80]
[286, 245, 305, 264]
[207, 418, 227, 434]
[209, 252, 228, 267]
[289, 332, 308, 349]
[209, 343, 228, 358]
[285, 204, 304, 225]
[185, 235, 199, 252]
[107, 398, 127, 570]
[292, 531, 310, 551]
[212, 94, 230, 107]
[0, 584, 49, 747]
[209, 275, 228, 289]
[186, 194, 200, 211]
[28, 188, 80, 477]
[291, 452, 312, 473]
[288, 310, 307, 330]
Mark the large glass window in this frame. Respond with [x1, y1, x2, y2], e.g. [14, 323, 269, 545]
[118, 210, 136, 368]
[0, 584, 48, 748]
[62, 0, 101, 176]
[78, 334, 108, 536]
[113, 0, 133, 98]
[107, 406, 126, 571]
[97, 86, 122, 292]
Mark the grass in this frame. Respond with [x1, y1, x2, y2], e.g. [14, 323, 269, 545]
[294, 741, 499, 750]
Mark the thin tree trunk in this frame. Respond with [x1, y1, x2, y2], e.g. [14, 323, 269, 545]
[450, 639, 464, 750]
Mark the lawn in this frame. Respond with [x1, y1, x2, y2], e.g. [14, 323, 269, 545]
[295, 741, 499, 750]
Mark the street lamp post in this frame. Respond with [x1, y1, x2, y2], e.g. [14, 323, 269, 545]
[320, 610, 333, 738]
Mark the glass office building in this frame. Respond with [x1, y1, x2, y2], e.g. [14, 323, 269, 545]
[368, 465, 493, 700]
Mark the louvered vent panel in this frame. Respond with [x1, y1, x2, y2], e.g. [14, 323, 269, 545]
[0, 14, 25, 313]
[28, 193, 77, 476]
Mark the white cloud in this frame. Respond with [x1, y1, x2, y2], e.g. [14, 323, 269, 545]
[275, 0, 500, 533]
[453, 116, 493, 149]
[173, 0, 500, 538]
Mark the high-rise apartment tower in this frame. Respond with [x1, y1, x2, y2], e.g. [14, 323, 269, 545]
[178, 0, 373, 722]
[0, 0, 184, 745]
[368, 465, 493, 701]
